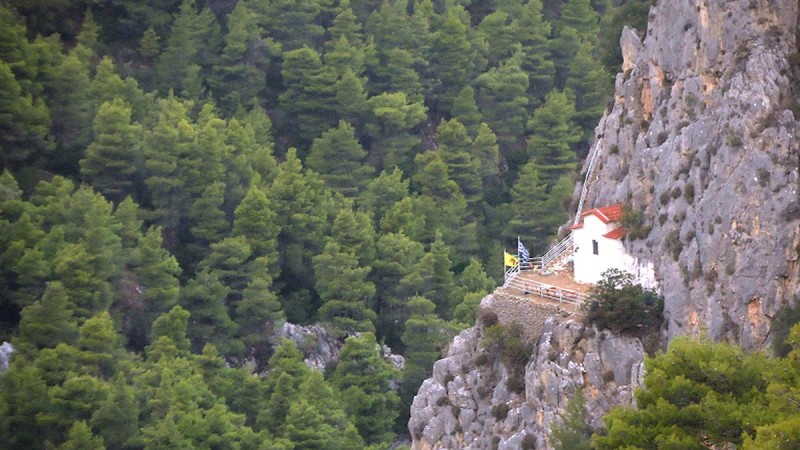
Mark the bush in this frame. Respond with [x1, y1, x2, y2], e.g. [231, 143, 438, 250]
[482, 323, 532, 372]
[507, 373, 525, 394]
[492, 403, 510, 420]
[522, 434, 537, 450]
[684, 183, 695, 203]
[772, 300, 800, 357]
[583, 269, 664, 336]
[620, 206, 651, 240]
[479, 309, 499, 328]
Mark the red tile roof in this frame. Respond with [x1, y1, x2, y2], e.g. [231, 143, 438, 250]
[579, 203, 624, 224]
[602, 227, 627, 240]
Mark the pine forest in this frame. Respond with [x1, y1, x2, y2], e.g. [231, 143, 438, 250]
[0, 0, 658, 448]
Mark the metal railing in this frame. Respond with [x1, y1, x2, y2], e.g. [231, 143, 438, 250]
[503, 274, 588, 307]
[575, 135, 603, 224]
[541, 233, 574, 270]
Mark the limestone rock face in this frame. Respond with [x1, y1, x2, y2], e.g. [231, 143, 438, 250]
[408, 295, 644, 449]
[276, 323, 404, 371]
[0, 342, 13, 373]
[409, 1, 800, 447]
[578, 0, 800, 349]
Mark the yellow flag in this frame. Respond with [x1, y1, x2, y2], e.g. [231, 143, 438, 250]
[504, 251, 518, 267]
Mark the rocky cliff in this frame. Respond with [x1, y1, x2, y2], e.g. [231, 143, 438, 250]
[583, 0, 800, 349]
[409, 295, 644, 449]
[409, 1, 800, 447]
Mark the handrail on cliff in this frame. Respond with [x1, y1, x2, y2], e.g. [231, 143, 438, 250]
[575, 135, 603, 224]
[540, 233, 574, 271]
[503, 274, 587, 307]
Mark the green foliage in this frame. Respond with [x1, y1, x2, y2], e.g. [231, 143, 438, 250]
[481, 322, 532, 386]
[594, 335, 779, 450]
[330, 332, 400, 445]
[80, 99, 142, 203]
[307, 121, 374, 197]
[584, 269, 663, 335]
[314, 241, 377, 336]
[550, 389, 592, 450]
[0, 0, 627, 442]
[620, 205, 651, 240]
[771, 299, 800, 357]
[526, 89, 581, 188]
[400, 296, 451, 424]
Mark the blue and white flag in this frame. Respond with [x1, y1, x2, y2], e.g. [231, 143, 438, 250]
[517, 238, 529, 262]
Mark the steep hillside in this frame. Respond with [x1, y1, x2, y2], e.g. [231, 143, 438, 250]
[581, 0, 800, 349]
[409, 1, 800, 447]
[409, 295, 644, 449]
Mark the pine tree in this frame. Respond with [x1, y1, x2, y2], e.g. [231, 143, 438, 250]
[314, 241, 376, 336]
[451, 259, 496, 327]
[306, 121, 374, 197]
[333, 68, 370, 125]
[77, 312, 119, 378]
[400, 295, 450, 424]
[232, 179, 280, 264]
[0, 61, 51, 170]
[258, 339, 311, 434]
[210, 1, 276, 115]
[90, 57, 147, 122]
[566, 41, 612, 150]
[472, 123, 502, 198]
[475, 52, 530, 149]
[139, 26, 161, 62]
[330, 332, 400, 445]
[150, 306, 192, 356]
[364, 91, 426, 171]
[526, 89, 581, 188]
[555, 0, 600, 42]
[509, 160, 553, 252]
[0, 356, 51, 448]
[90, 373, 141, 449]
[188, 181, 230, 248]
[278, 47, 338, 148]
[367, 47, 425, 104]
[286, 371, 365, 449]
[478, 10, 518, 65]
[452, 86, 483, 137]
[180, 269, 242, 355]
[235, 274, 284, 362]
[124, 226, 181, 350]
[372, 232, 425, 349]
[80, 99, 143, 203]
[246, 0, 324, 51]
[517, 0, 554, 106]
[435, 119, 483, 209]
[46, 49, 94, 174]
[157, 0, 219, 96]
[357, 168, 411, 227]
[426, 12, 475, 114]
[416, 232, 456, 318]
[59, 421, 105, 450]
[17, 281, 78, 353]
[549, 26, 581, 88]
[331, 207, 376, 266]
[268, 149, 333, 319]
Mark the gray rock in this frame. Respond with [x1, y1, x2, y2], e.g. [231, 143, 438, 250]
[410, 1, 800, 447]
[0, 342, 13, 373]
[577, 0, 800, 350]
[620, 26, 643, 72]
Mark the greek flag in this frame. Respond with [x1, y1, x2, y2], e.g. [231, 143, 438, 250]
[517, 238, 529, 262]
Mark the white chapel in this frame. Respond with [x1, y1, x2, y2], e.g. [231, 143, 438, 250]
[569, 203, 656, 288]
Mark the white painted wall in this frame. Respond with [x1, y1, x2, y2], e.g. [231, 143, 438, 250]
[573, 215, 636, 285]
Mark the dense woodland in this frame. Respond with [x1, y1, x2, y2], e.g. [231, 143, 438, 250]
[0, 0, 659, 447]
